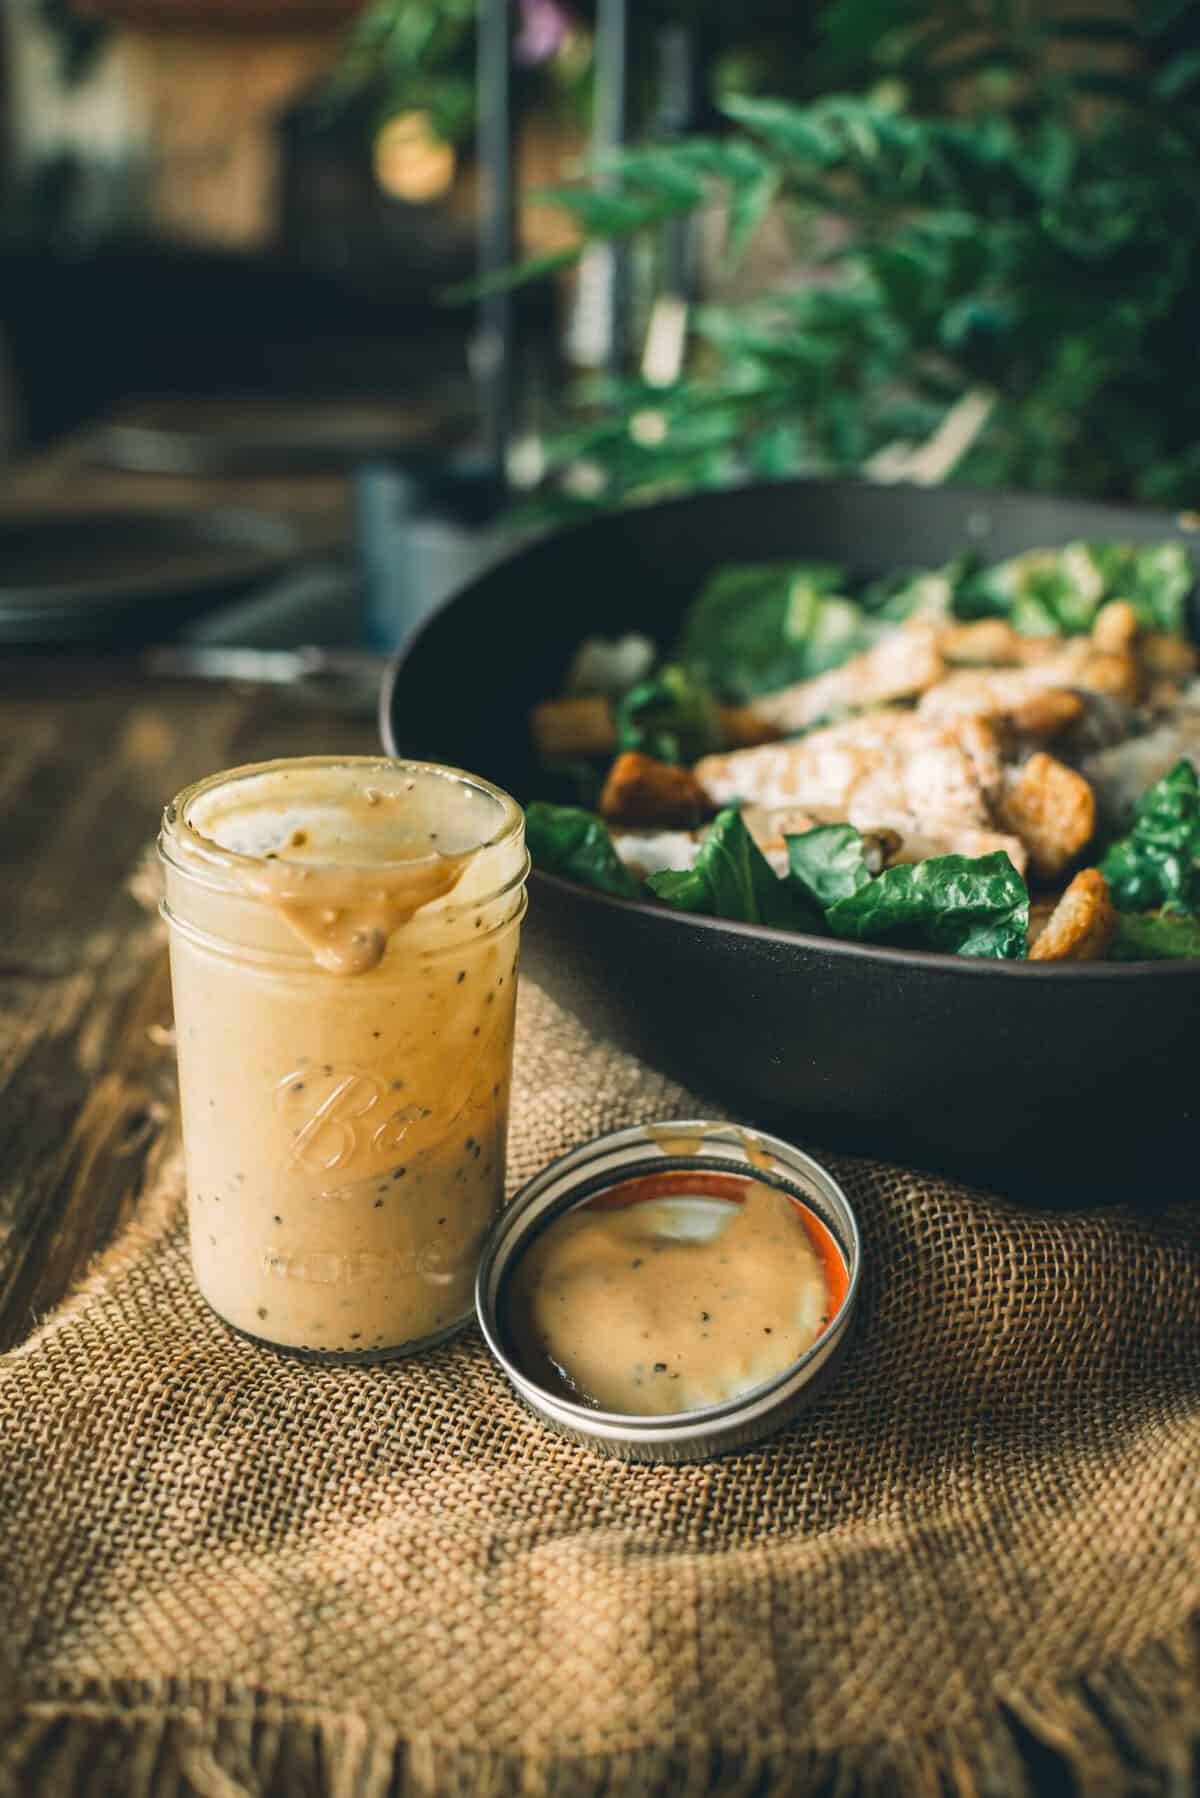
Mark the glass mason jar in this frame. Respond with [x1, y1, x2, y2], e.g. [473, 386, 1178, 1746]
[159, 756, 527, 1361]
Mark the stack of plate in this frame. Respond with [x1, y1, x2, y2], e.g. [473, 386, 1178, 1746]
[85, 392, 476, 479]
[0, 509, 318, 645]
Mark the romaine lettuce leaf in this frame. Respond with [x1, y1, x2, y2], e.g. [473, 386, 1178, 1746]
[824, 852, 1029, 959]
[956, 541, 1195, 637]
[859, 559, 969, 623]
[958, 543, 1107, 634]
[648, 807, 825, 931]
[1090, 542, 1193, 636]
[525, 803, 639, 898]
[614, 664, 722, 764]
[1108, 911, 1200, 961]
[786, 824, 872, 909]
[676, 562, 876, 701]
[1098, 760, 1200, 914]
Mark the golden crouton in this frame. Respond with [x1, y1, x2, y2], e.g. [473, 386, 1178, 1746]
[1140, 633, 1199, 679]
[1091, 600, 1140, 654]
[997, 752, 1096, 882]
[717, 703, 783, 749]
[1026, 897, 1058, 952]
[1004, 687, 1086, 741]
[530, 696, 616, 759]
[599, 752, 715, 829]
[1028, 868, 1117, 962]
[1077, 651, 1142, 706]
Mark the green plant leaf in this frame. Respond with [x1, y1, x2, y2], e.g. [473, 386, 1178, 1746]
[442, 247, 581, 304]
[724, 168, 782, 266]
[1151, 47, 1200, 99]
[431, 24, 1200, 521]
[1144, 0, 1200, 35]
[1049, 18, 1145, 46]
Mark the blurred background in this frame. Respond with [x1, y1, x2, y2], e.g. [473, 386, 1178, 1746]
[1, 0, 1198, 659]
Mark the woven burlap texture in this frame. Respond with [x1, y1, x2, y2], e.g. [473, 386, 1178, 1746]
[2, 975, 1199, 1798]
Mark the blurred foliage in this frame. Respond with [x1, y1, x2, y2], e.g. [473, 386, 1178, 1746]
[495, 0, 1200, 514]
[36, 0, 108, 85]
[323, 0, 487, 143]
[322, 1, 828, 142]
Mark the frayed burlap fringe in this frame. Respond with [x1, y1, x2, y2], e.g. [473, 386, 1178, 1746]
[5, 1624, 1200, 1798]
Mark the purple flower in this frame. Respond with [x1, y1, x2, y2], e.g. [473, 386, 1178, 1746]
[515, 0, 574, 66]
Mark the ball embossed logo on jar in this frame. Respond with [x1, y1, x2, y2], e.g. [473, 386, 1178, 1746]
[276, 1066, 424, 1174]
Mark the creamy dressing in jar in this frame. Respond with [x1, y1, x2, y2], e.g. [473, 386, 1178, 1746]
[160, 757, 527, 1359]
[506, 1169, 848, 1415]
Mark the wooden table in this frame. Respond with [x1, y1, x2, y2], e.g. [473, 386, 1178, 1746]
[0, 658, 379, 1352]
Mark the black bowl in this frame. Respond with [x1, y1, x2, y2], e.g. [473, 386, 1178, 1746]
[381, 478, 1200, 1202]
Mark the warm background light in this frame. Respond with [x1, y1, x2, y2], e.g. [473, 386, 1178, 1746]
[373, 110, 456, 204]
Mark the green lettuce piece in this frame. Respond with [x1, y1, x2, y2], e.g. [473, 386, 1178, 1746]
[789, 587, 870, 669]
[956, 541, 1195, 636]
[824, 852, 1029, 959]
[959, 543, 1107, 634]
[859, 559, 969, 623]
[525, 803, 639, 899]
[1090, 542, 1193, 636]
[614, 664, 722, 765]
[1108, 912, 1200, 961]
[786, 824, 872, 910]
[648, 807, 824, 932]
[676, 562, 875, 701]
[1099, 760, 1200, 914]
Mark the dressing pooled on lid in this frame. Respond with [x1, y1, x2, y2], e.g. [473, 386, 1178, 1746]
[507, 1170, 845, 1416]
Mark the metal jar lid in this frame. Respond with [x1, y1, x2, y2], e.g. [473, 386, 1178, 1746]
[475, 1119, 861, 1464]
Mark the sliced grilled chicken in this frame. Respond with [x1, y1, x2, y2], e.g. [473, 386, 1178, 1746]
[695, 711, 1007, 850]
[916, 642, 1121, 727]
[751, 622, 945, 733]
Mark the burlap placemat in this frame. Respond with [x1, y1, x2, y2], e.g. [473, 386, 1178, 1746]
[2, 975, 1198, 1798]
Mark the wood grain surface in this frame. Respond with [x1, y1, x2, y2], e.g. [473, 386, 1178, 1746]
[0, 660, 378, 1351]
